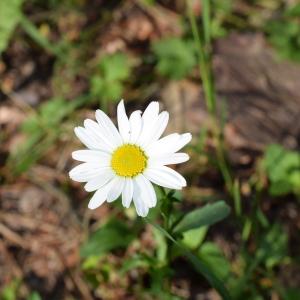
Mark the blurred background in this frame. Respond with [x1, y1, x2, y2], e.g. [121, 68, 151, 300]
[0, 0, 300, 299]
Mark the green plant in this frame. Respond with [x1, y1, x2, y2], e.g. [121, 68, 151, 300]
[265, 4, 300, 61]
[152, 37, 196, 80]
[262, 144, 300, 197]
[80, 219, 135, 258]
[0, 0, 24, 54]
[210, 0, 233, 38]
[0, 279, 21, 300]
[90, 52, 132, 109]
[146, 190, 231, 300]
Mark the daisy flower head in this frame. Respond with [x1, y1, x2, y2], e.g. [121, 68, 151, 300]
[69, 100, 192, 217]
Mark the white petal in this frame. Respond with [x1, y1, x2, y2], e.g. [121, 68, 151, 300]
[74, 127, 100, 150]
[117, 100, 130, 142]
[142, 102, 159, 123]
[149, 153, 190, 166]
[140, 111, 169, 147]
[88, 180, 115, 209]
[122, 178, 133, 208]
[146, 133, 192, 156]
[132, 179, 149, 217]
[135, 174, 157, 208]
[72, 150, 111, 164]
[145, 133, 179, 155]
[95, 109, 122, 147]
[170, 133, 192, 153]
[137, 102, 159, 145]
[69, 163, 110, 182]
[144, 166, 186, 190]
[129, 110, 142, 143]
[84, 170, 114, 192]
[107, 177, 125, 202]
[84, 119, 114, 152]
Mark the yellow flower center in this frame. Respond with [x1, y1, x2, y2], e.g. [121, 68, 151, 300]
[111, 144, 148, 177]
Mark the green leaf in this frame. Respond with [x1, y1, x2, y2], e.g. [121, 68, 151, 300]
[262, 144, 300, 196]
[121, 254, 151, 274]
[80, 219, 134, 258]
[0, 279, 21, 300]
[153, 226, 168, 263]
[182, 226, 207, 249]
[265, 6, 300, 62]
[146, 219, 232, 300]
[282, 288, 300, 300]
[173, 201, 230, 233]
[81, 255, 102, 270]
[91, 53, 131, 103]
[40, 97, 75, 126]
[100, 53, 131, 82]
[26, 292, 42, 300]
[285, 4, 300, 17]
[198, 242, 231, 281]
[0, 0, 24, 53]
[256, 223, 288, 269]
[152, 38, 196, 80]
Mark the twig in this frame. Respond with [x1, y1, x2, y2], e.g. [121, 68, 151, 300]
[0, 223, 29, 249]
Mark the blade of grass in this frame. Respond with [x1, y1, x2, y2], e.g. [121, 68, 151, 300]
[202, 0, 211, 47]
[19, 16, 64, 57]
[233, 179, 241, 216]
[187, 0, 215, 115]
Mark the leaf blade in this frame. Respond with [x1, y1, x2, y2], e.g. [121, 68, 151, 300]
[173, 201, 230, 233]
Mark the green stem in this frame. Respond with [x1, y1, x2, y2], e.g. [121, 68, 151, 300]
[187, 1, 215, 115]
[202, 0, 211, 47]
[188, 0, 235, 202]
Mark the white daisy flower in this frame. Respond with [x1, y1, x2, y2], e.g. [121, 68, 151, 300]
[69, 100, 192, 217]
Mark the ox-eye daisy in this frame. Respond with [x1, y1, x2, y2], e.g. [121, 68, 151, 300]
[69, 100, 191, 217]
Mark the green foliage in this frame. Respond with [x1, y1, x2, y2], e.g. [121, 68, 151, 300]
[148, 220, 231, 300]
[262, 144, 300, 196]
[256, 223, 288, 269]
[182, 226, 207, 250]
[265, 4, 300, 61]
[0, 0, 24, 54]
[91, 53, 131, 105]
[173, 201, 230, 233]
[152, 37, 196, 80]
[26, 292, 42, 300]
[210, 0, 233, 38]
[80, 219, 135, 257]
[0, 280, 40, 300]
[120, 254, 151, 274]
[198, 242, 231, 281]
[282, 288, 300, 300]
[0, 279, 21, 300]
[152, 226, 168, 263]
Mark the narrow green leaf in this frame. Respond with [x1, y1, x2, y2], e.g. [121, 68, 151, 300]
[173, 201, 230, 233]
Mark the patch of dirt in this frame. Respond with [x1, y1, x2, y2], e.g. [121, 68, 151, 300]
[0, 182, 82, 298]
